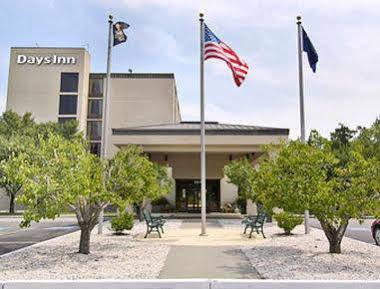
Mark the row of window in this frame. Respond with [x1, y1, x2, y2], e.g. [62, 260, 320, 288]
[88, 78, 104, 156]
[58, 74, 105, 156]
[58, 73, 79, 124]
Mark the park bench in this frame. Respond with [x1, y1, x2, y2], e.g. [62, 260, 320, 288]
[242, 211, 266, 239]
[143, 210, 166, 238]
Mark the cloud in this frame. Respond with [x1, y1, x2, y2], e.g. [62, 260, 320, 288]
[136, 26, 190, 63]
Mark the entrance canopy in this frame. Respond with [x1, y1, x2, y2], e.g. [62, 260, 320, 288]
[112, 121, 289, 153]
[111, 121, 289, 213]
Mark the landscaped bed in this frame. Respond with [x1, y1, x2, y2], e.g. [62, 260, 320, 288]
[240, 224, 379, 280]
[0, 219, 378, 280]
[0, 220, 182, 280]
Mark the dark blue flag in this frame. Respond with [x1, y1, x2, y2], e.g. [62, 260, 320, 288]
[113, 21, 130, 46]
[302, 27, 318, 72]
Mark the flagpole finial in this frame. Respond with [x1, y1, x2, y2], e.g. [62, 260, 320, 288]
[199, 12, 204, 21]
[109, 15, 113, 23]
[296, 15, 302, 24]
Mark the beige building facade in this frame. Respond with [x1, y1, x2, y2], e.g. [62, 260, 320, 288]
[2, 47, 289, 213]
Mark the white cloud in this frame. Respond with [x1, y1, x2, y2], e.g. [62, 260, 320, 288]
[100, 0, 380, 139]
[136, 26, 190, 63]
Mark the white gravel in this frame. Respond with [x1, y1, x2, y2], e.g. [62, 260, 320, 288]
[239, 223, 380, 280]
[0, 219, 182, 280]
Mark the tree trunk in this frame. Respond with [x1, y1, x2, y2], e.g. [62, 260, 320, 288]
[319, 217, 349, 254]
[138, 203, 145, 221]
[138, 199, 148, 222]
[329, 238, 342, 254]
[79, 226, 91, 254]
[9, 193, 15, 214]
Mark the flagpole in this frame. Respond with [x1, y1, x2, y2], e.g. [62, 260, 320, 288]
[199, 12, 207, 236]
[98, 14, 113, 234]
[297, 15, 310, 234]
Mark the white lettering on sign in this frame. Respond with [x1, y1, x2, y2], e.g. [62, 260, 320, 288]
[17, 55, 77, 65]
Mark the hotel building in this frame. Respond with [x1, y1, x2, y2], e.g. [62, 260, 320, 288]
[1, 47, 289, 213]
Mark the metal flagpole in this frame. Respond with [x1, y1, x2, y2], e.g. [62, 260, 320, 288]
[296, 15, 310, 234]
[98, 14, 113, 234]
[199, 13, 207, 236]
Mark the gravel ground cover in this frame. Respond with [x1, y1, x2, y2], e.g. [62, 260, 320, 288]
[218, 220, 379, 280]
[0, 219, 182, 280]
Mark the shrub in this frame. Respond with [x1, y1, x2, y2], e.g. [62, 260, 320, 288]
[111, 212, 134, 234]
[151, 197, 171, 206]
[151, 197, 172, 213]
[274, 211, 303, 235]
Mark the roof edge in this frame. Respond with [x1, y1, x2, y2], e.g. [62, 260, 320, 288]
[112, 128, 290, 136]
[90, 73, 175, 79]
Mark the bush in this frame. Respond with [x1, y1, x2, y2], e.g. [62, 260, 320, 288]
[110, 212, 134, 234]
[151, 197, 172, 213]
[274, 211, 303, 235]
[151, 197, 171, 206]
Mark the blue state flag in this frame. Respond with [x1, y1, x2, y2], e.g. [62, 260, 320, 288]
[302, 27, 318, 72]
[113, 21, 130, 46]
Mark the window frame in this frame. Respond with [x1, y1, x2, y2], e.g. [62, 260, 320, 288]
[59, 94, 78, 115]
[60, 72, 79, 93]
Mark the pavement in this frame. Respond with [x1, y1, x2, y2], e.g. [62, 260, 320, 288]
[0, 216, 81, 255]
[309, 218, 376, 245]
[156, 220, 263, 279]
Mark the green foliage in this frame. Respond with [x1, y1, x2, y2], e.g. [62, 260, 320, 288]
[0, 111, 80, 213]
[2, 132, 173, 253]
[4, 134, 106, 228]
[227, 119, 380, 253]
[108, 145, 173, 217]
[224, 158, 255, 200]
[356, 118, 380, 161]
[252, 125, 379, 252]
[151, 197, 171, 207]
[110, 212, 134, 233]
[274, 211, 303, 235]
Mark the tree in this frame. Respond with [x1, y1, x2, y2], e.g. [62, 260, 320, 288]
[108, 145, 173, 221]
[2, 136, 172, 254]
[224, 158, 254, 200]
[0, 111, 79, 213]
[356, 118, 380, 161]
[250, 137, 379, 253]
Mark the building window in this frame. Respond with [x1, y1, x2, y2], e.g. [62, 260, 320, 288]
[87, 121, 102, 140]
[88, 99, 103, 119]
[58, 117, 76, 124]
[61, 73, 79, 92]
[59, 95, 77, 115]
[89, 79, 103, 97]
[89, 142, 101, 156]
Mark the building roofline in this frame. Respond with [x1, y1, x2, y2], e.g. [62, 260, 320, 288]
[90, 73, 175, 79]
[11, 47, 87, 50]
[112, 122, 290, 136]
[113, 128, 289, 136]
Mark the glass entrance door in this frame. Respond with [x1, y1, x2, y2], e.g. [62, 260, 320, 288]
[176, 179, 220, 212]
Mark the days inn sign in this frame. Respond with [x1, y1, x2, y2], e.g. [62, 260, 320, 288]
[17, 54, 77, 65]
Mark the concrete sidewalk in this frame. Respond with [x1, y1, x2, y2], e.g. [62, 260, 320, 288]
[158, 220, 263, 279]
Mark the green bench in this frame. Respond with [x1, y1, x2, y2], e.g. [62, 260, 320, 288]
[242, 212, 266, 239]
[143, 210, 166, 238]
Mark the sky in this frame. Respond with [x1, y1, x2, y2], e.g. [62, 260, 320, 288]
[0, 0, 379, 139]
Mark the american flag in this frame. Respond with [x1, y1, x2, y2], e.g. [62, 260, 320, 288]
[204, 24, 249, 87]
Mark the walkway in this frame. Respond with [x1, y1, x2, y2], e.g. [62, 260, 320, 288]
[158, 220, 262, 279]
